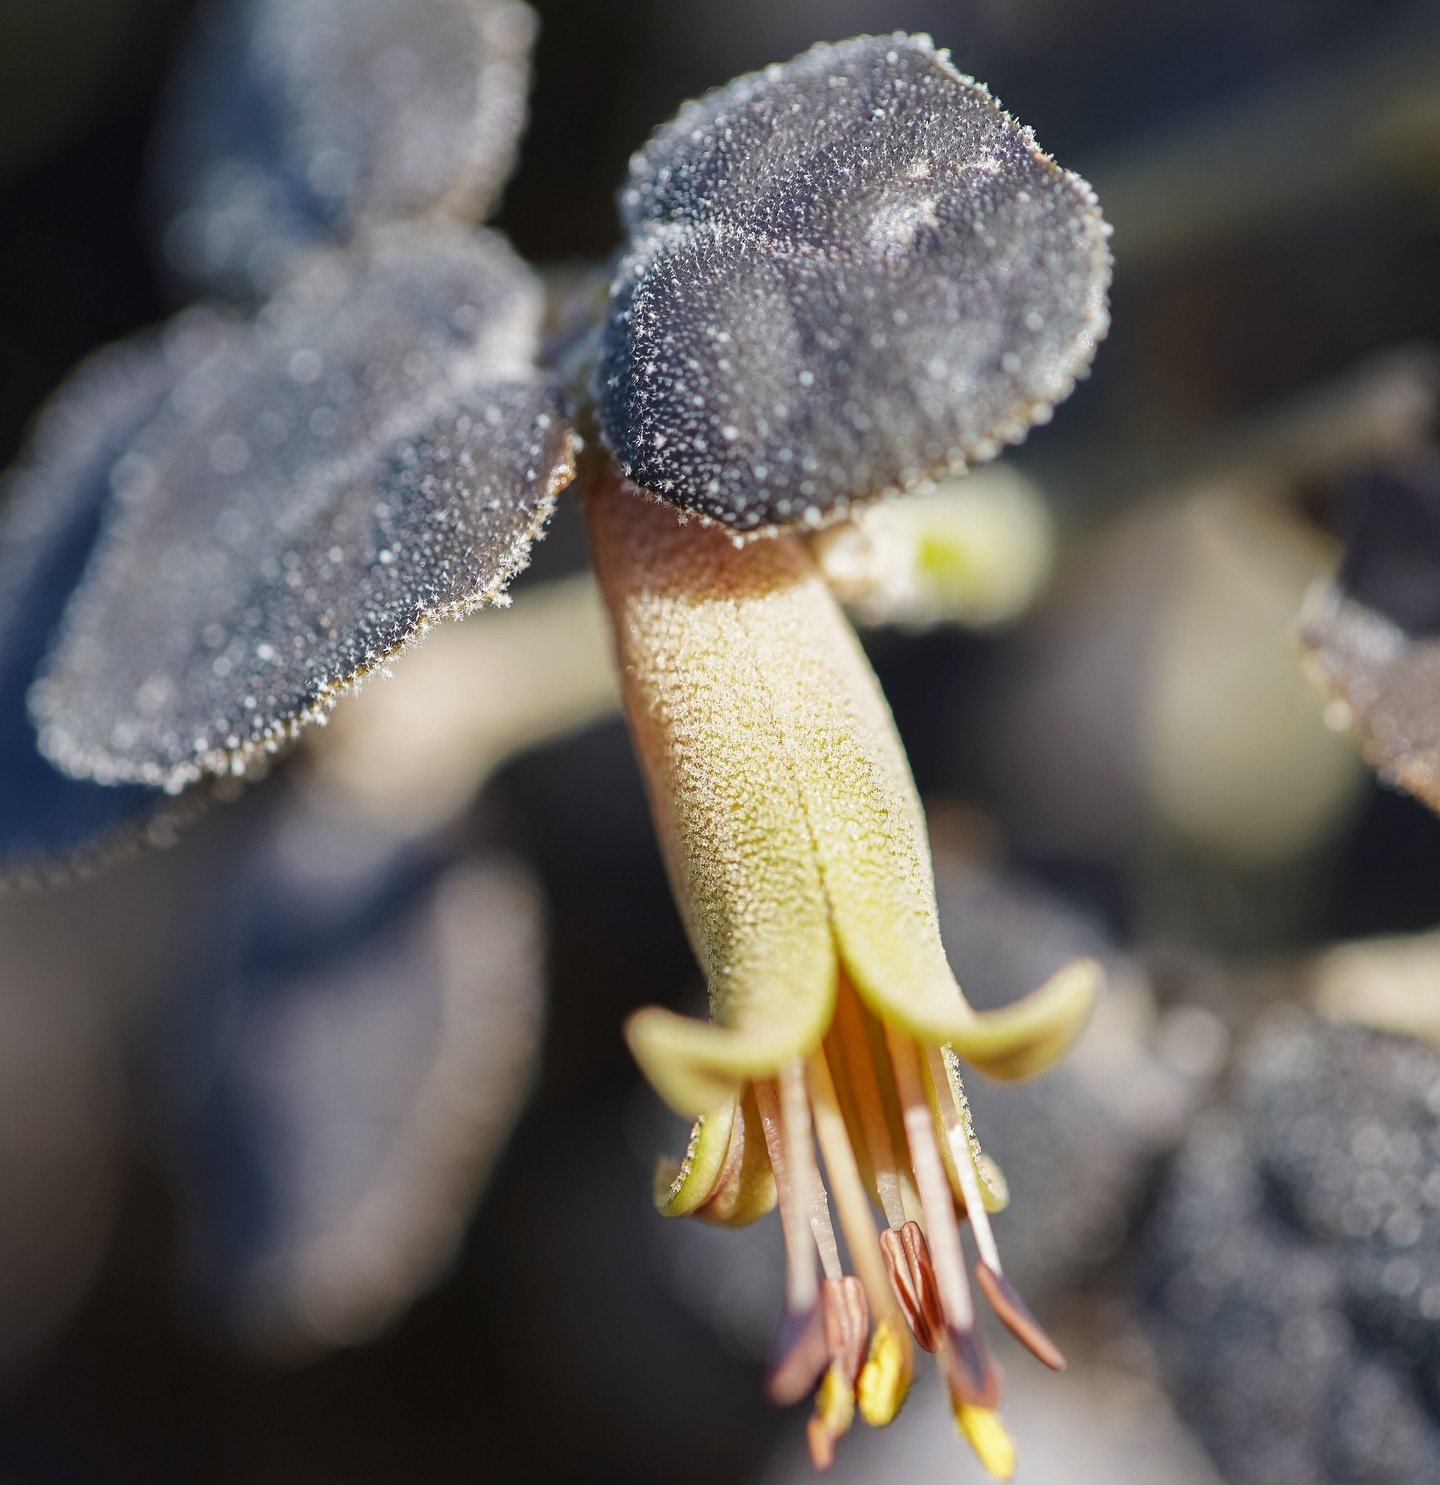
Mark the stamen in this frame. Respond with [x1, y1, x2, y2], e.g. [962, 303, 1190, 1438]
[947, 1324, 1002, 1412]
[755, 1076, 817, 1308]
[887, 1029, 1000, 1409]
[927, 1047, 1066, 1373]
[769, 1303, 829, 1409]
[808, 1052, 907, 1329]
[886, 1032, 972, 1325]
[810, 1180, 844, 1285]
[974, 1263, 1066, 1373]
[807, 1276, 869, 1469]
[775, 1059, 843, 1282]
[808, 1050, 914, 1426]
[879, 1221, 944, 1352]
[755, 1076, 828, 1404]
[823, 1278, 870, 1399]
[833, 982, 914, 1228]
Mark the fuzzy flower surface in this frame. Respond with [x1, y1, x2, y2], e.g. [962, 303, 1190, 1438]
[589, 477, 1101, 1474]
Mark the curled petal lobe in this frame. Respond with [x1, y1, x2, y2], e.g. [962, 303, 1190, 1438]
[627, 1003, 833, 1121]
[653, 1099, 736, 1217]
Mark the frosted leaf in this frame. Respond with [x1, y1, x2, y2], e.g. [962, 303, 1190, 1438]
[1300, 459, 1440, 814]
[596, 33, 1111, 533]
[32, 226, 578, 793]
[164, 787, 543, 1351]
[152, 0, 537, 301]
[1139, 1018, 1440, 1485]
[0, 323, 226, 885]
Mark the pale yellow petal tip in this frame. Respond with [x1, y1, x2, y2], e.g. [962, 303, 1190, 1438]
[958, 955, 1104, 1082]
[955, 1403, 1017, 1481]
[976, 1153, 1010, 1214]
[626, 999, 836, 1118]
[653, 1093, 778, 1226]
[625, 1006, 746, 1117]
[855, 1320, 911, 1427]
[654, 1105, 735, 1217]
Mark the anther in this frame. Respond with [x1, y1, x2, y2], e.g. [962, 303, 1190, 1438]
[887, 1031, 977, 1335]
[823, 1275, 870, 1381]
[954, 1402, 1017, 1481]
[769, 1300, 830, 1406]
[879, 1221, 944, 1352]
[808, 1052, 912, 1338]
[975, 1262, 1066, 1372]
[926, 1046, 1066, 1374]
[807, 1276, 870, 1470]
[943, 1322, 1002, 1410]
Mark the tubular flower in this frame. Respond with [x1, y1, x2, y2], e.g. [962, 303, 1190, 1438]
[587, 475, 1102, 1476]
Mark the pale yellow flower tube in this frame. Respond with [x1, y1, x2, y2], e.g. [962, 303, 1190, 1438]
[585, 474, 1097, 1119]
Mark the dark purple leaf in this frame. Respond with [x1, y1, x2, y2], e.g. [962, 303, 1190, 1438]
[32, 227, 576, 793]
[597, 33, 1110, 532]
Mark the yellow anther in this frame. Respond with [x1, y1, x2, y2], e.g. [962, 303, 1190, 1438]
[816, 1364, 856, 1437]
[954, 1403, 1017, 1481]
[855, 1320, 909, 1427]
[808, 1361, 858, 1468]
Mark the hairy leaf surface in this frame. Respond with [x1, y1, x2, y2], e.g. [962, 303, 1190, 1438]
[597, 33, 1111, 532]
[33, 227, 576, 793]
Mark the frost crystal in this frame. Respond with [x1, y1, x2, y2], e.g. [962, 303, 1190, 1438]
[153, 0, 537, 300]
[32, 226, 577, 793]
[597, 33, 1111, 533]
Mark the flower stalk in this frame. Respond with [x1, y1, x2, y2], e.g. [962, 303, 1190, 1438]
[586, 473, 1101, 1475]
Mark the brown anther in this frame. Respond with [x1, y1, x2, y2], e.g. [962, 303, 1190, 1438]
[943, 1323, 1002, 1410]
[880, 1221, 945, 1352]
[768, 1301, 830, 1406]
[975, 1261, 1067, 1372]
[822, 1274, 870, 1382]
[805, 1277, 870, 1472]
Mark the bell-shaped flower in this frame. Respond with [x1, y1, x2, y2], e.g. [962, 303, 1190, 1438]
[589, 477, 1100, 1475]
